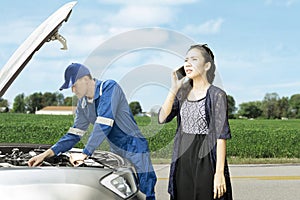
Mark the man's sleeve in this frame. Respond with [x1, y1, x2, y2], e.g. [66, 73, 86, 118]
[51, 101, 89, 155]
[83, 80, 118, 156]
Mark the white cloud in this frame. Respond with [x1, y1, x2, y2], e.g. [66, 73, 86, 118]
[98, 0, 198, 6]
[104, 5, 174, 27]
[264, 0, 297, 7]
[183, 18, 224, 35]
[0, 19, 39, 46]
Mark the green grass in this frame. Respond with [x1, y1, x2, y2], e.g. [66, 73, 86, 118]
[227, 157, 300, 165]
[0, 114, 299, 164]
[227, 119, 300, 158]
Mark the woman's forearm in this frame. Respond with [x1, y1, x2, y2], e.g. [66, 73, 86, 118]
[214, 139, 227, 199]
[158, 90, 177, 123]
[215, 139, 226, 174]
[159, 69, 185, 123]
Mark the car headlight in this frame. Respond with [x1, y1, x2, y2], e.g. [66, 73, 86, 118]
[100, 168, 138, 199]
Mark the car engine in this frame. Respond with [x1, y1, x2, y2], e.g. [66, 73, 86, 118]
[0, 145, 128, 168]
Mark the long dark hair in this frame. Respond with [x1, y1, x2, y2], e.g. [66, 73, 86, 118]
[188, 44, 216, 84]
[178, 44, 216, 102]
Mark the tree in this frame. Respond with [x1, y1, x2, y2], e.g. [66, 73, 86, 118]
[0, 98, 9, 107]
[276, 96, 289, 119]
[64, 96, 78, 106]
[0, 98, 9, 112]
[227, 95, 237, 119]
[129, 101, 142, 116]
[262, 93, 280, 119]
[42, 92, 65, 106]
[12, 93, 26, 113]
[25, 92, 43, 113]
[42, 92, 58, 106]
[289, 94, 300, 118]
[56, 92, 65, 106]
[238, 101, 263, 118]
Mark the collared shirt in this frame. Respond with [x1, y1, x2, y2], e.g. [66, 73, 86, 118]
[50, 79, 157, 198]
[51, 79, 149, 157]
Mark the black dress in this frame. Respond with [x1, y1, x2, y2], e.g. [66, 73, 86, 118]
[175, 98, 214, 200]
[161, 85, 233, 200]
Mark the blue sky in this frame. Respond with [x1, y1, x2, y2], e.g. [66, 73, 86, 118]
[0, 0, 300, 112]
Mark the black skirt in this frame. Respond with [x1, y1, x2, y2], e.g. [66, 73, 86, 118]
[175, 133, 214, 200]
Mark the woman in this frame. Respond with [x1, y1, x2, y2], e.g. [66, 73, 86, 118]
[159, 44, 233, 200]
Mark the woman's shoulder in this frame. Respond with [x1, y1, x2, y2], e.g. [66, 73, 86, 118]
[208, 85, 227, 96]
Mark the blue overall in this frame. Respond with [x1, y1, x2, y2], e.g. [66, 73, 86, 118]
[51, 79, 157, 199]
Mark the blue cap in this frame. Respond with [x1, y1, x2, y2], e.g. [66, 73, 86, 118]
[59, 63, 90, 90]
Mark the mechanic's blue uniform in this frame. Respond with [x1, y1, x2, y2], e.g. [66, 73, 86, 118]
[51, 79, 157, 199]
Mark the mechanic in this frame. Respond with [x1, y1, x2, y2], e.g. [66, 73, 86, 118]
[28, 63, 157, 200]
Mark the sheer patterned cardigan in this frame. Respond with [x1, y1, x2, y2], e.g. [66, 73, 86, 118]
[159, 84, 233, 200]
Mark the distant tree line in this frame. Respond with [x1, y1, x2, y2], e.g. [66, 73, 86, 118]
[231, 93, 300, 119]
[1, 92, 77, 113]
[1, 92, 142, 115]
[2, 91, 300, 119]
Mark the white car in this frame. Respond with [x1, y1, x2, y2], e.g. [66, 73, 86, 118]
[0, 2, 144, 200]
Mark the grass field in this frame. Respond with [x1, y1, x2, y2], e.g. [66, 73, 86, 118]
[0, 113, 299, 164]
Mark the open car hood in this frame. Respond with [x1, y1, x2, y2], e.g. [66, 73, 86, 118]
[0, 1, 77, 97]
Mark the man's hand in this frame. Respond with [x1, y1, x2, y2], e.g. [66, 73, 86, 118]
[28, 149, 54, 167]
[69, 153, 88, 166]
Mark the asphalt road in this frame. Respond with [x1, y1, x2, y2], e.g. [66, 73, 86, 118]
[153, 164, 300, 200]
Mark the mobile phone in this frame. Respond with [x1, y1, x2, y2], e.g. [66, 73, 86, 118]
[176, 66, 186, 80]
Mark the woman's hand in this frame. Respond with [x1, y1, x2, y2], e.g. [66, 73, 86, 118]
[171, 68, 185, 94]
[158, 67, 186, 123]
[213, 172, 226, 199]
[69, 153, 88, 166]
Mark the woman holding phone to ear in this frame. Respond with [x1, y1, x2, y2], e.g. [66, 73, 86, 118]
[159, 44, 233, 200]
